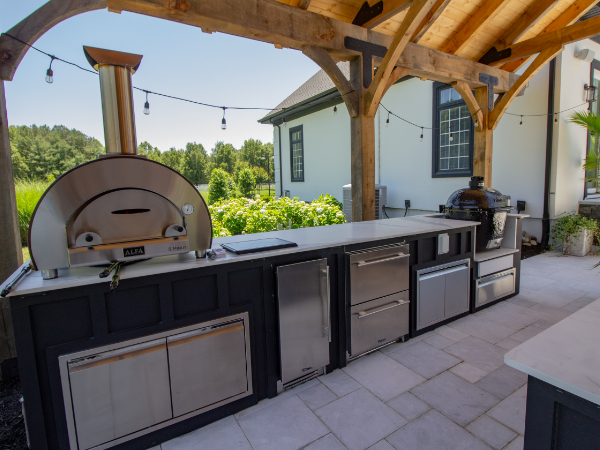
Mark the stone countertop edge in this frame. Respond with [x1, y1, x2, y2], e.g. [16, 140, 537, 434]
[505, 298, 600, 406]
[1, 216, 478, 298]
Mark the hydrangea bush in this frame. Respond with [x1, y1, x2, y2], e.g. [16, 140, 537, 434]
[209, 196, 346, 237]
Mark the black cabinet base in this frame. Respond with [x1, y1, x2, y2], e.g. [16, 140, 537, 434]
[524, 376, 600, 450]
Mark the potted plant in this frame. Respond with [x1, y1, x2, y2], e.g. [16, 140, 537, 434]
[551, 213, 598, 256]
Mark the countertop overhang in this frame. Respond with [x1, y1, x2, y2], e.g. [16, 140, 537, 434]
[505, 297, 600, 406]
[2, 216, 478, 298]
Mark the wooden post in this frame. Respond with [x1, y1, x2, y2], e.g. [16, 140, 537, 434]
[350, 57, 376, 221]
[473, 87, 493, 187]
[0, 80, 21, 378]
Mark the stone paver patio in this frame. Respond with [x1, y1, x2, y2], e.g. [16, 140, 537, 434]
[157, 251, 600, 450]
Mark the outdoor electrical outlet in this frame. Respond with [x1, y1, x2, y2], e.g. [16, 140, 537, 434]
[405, 200, 411, 208]
[517, 200, 526, 212]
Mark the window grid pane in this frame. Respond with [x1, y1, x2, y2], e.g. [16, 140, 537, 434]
[439, 104, 470, 171]
[291, 129, 303, 180]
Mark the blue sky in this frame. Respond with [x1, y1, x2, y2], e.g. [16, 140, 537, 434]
[3, 1, 321, 151]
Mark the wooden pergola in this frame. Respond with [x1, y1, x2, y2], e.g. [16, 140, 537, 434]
[1, 0, 600, 282]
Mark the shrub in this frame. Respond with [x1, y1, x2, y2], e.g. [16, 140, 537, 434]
[238, 167, 256, 198]
[314, 194, 343, 211]
[208, 168, 235, 204]
[15, 179, 50, 244]
[551, 213, 598, 254]
[208, 195, 346, 238]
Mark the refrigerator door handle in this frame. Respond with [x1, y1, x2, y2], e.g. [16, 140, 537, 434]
[357, 300, 409, 319]
[325, 266, 331, 342]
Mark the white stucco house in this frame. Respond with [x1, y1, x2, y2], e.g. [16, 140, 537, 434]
[260, 35, 600, 242]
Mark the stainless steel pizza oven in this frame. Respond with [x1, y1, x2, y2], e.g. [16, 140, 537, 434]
[28, 47, 212, 279]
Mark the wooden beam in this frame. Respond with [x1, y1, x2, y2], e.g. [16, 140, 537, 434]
[451, 81, 483, 131]
[0, 0, 106, 81]
[411, 0, 451, 43]
[501, 0, 597, 72]
[384, 66, 411, 93]
[302, 45, 360, 117]
[298, 0, 312, 10]
[362, 0, 413, 29]
[0, 80, 23, 285]
[489, 45, 562, 130]
[487, 0, 559, 52]
[364, 0, 434, 116]
[481, 15, 600, 67]
[473, 87, 492, 186]
[442, 0, 512, 55]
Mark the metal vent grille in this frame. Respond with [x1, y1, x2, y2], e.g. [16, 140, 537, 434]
[375, 189, 380, 220]
[343, 184, 387, 222]
[343, 187, 352, 222]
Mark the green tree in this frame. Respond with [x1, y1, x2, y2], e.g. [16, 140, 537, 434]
[208, 168, 235, 204]
[239, 139, 264, 167]
[252, 166, 269, 185]
[182, 142, 209, 185]
[210, 141, 237, 174]
[161, 147, 184, 172]
[238, 167, 256, 198]
[137, 141, 162, 162]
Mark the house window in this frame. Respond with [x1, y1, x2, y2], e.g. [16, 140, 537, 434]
[290, 125, 304, 182]
[585, 60, 600, 197]
[432, 82, 474, 178]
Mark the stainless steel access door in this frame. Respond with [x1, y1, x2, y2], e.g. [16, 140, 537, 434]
[277, 259, 330, 385]
[348, 244, 409, 305]
[167, 319, 249, 417]
[67, 339, 172, 450]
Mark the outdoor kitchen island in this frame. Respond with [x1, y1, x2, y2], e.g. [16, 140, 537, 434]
[505, 297, 600, 450]
[4, 215, 500, 450]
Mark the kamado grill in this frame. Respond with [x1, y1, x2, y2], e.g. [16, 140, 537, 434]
[28, 47, 212, 279]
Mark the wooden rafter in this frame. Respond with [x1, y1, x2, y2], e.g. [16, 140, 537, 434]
[451, 81, 483, 132]
[481, 15, 600, 67]
[411, 0, 451, 43]
[290, 0, 312, 10]
[0, 0, 106, 81]
[501, 0, 597, 72]
[364, 0, 435, 116]
[486, 0, 559, 53]
[302, 45, 359, 117]
[442, 0, 512, 55]
[489, 45, 563, 129]
[361, 0, 413, 29]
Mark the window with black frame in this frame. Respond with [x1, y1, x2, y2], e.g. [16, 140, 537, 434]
[432, 82, 474, 178]
[290, 125, 304, 182]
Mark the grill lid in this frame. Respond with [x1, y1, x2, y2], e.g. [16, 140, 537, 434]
[445, 176, 509, 211]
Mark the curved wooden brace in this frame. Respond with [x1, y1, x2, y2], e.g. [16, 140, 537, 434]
[451, 81, 483, 131]
[302, 45, 360, 118]
[384, 66, 411, 95]
[0, 0, 107, 81]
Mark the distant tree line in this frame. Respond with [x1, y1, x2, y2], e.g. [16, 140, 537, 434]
[9, 124, 275, 186]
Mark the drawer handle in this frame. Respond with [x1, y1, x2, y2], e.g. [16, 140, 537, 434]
[356, 254, 408, 267]
[358, 300, 409, 318]
[479, 273, 513, 288]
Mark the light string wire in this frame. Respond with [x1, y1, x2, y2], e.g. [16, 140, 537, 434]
[1, 32, 591, 126]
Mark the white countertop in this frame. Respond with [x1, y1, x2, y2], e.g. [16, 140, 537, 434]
[505, 298, 600, 405]
[1, 215, 477, 298]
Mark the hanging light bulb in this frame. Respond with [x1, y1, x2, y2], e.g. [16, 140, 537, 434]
[283, 117, 287, 128]
[420, 127, 424, 142]
[45, 56, 55, 84]
[554, 113, 558, 123]
[333, 105, 337, 116]
[519, 116, 523, 127]
[386, 112, 390, 127]
[221, 107, 227, 130]
[449, 126, 454, 142]
[143, 91, 150, 115]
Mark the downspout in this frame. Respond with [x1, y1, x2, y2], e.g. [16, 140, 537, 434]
[270, 118, 284, 197]
[541, 58, 556, 249]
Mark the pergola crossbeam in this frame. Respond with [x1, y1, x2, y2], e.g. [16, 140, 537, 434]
[361, 0, 413, 29]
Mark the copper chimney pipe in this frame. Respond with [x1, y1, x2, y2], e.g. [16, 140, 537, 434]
[84, 46, 143, 155]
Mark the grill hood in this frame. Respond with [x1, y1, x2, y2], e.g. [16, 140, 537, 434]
[28, 47, 212, 277]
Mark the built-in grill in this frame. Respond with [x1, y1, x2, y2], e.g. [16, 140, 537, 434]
[443, 177, 511, 252]
[28, 47, 212, 279]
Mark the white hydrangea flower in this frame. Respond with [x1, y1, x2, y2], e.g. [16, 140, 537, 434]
[218, 209, 224, 213]
[260, 208, 266, 214]
[316, 207, 324, 214]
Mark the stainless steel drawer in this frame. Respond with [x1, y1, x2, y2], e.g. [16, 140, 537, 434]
[167, 319, 249, 417]
[67, 339, 172, 450]
[478, 254, 514, 277]
[350, 291, 409, 356]
[476, 268, 516, 307]
[348, 244, 409, 305]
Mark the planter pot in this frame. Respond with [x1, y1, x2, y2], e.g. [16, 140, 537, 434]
[564, 229, 594, 256]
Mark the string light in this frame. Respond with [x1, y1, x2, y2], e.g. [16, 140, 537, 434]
[333, 105, 337, 116]
[519, 115, 523, 127]
[555, 113, 558, 123]
[143, 91, 150, 115]
[283, 117, 287, 128]
[420, 127, 424, 142]
[221, 108, 227, 130]
[45, 56, 55, 84]
[386, 112, 390, 127]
